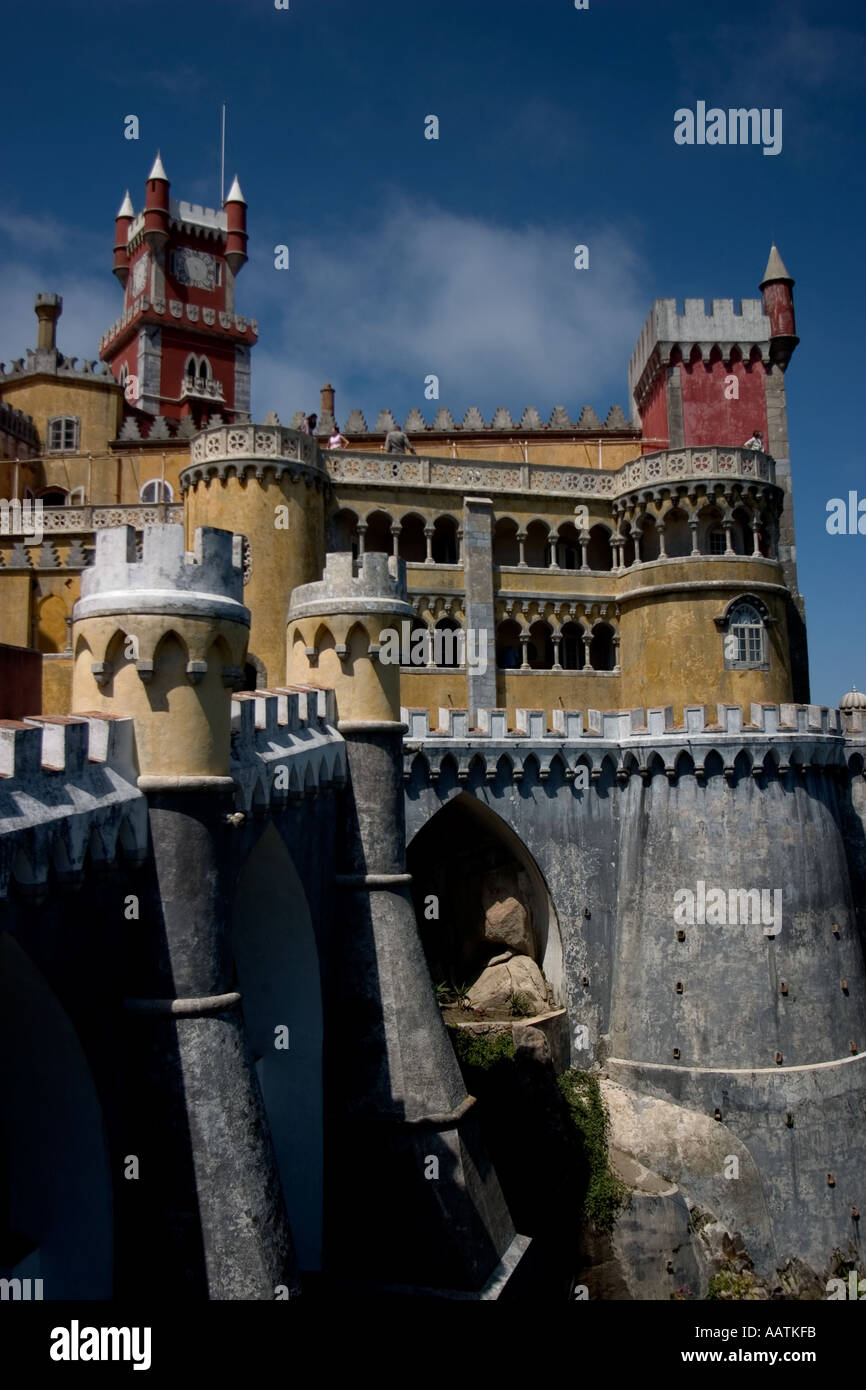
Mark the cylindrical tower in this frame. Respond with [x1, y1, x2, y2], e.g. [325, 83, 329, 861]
[759, 244, 799, 370]
[224, 175, 248, 275]
[34, 292, 62, 351]
[71, 523, 299, 1300]
[287, 552, 518, 1292]
[180, 422, 328, 689]
[143, 151, 170, 254]
[113, 191, 134, 286]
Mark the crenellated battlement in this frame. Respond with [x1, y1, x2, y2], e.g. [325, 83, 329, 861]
[74, 524, 249, 626]
[229, 684, 346, 814]
[401, 702, 866, 783]
[0, 712, 147, 898]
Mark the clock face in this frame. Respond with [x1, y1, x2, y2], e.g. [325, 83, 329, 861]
[131, 254, 149, 297]
[171, 247, 217, 290]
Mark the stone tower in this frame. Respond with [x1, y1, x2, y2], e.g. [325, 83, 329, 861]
[70, 524, 299, 1298]
[100, 154, 255, 426]
[628, 246, 807, 700]
[287, 552, 520, 1291]
[180, 422, 328, 690]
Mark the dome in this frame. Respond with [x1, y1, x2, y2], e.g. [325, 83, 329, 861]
[840, 685, 866, 710]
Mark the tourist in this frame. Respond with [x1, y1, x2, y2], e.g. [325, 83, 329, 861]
[744, 429, 763, 451]
[328, 425, 349, 449]
[384, 426, 416, 455]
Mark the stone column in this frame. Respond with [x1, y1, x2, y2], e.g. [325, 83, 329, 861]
[517, 530, 527, 567]
[551, 634, 562, 670]
[519, 633, 531, 670]
[72, 525, 298, 1300]
[579, 532, 589, 570]
[356, 521, 367, 556]
[424, 525, 434, 563]
[286, 553, 518, 1293]
[689, 517, 700, 555]
[390, 523, 401, 559]
[462, 497, 497, 718]
[583, 634, 594, 671]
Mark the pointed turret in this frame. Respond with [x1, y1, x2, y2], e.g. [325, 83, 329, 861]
[759, 243, 799, 369]
[224, 174, 248, 275]
[113, 190, 134, 286]
[143, 152, 170, 253]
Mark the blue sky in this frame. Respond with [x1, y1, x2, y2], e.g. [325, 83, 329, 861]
[1, 0, 864, 705]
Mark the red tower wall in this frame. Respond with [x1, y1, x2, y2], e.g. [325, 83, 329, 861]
[678, 358, 768, 448]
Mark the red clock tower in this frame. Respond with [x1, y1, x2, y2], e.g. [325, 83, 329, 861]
[100, 153, 255, 429]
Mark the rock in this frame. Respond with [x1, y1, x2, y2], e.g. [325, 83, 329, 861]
[467, 955, 550, 1016]
[483, 894, 535, 955]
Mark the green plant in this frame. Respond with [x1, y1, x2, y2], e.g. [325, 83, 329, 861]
[706, 1270, 760, 1300]
[558, 1069, 627, 1233]
[507, 990, 535, 1018]
[435, 979, 471, 1009]
[448, 1025, 515, 1071]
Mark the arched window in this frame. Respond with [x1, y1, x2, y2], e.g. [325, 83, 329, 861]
[118, 363, 129, 387]
[433, 618, 462, 668]
[431, 515, 458, 565]
[724, 601, 766, 668]
[496, 619, 522, 669]
[590, 623, 616, 672]
[198, 358, 210, 381]
[560, 621, 585, 670]
[139, 479, 174, 503]
[46, 417, 80, 453]
[37, 487, 68, 507]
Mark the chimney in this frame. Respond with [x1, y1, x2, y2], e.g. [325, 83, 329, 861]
[34, 293, 62, 351]
[320, 383, 335, 431]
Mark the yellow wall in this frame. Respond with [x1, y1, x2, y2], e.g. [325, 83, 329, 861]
[0, 377, 121, 460]
[0, 574, 32, 647]
[187, 473, 324, 688]
[72, 612, 248, 778]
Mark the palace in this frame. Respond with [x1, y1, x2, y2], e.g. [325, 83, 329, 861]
[1, 154, 865, 1302]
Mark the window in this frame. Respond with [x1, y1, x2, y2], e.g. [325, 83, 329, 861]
[708, 529, 727, 555]
[139, 480, 174, 503]
[47, 417, 80, 452]
[38, 488, 68, 507]
[724, 602, 766, 667]
[118, 363, 129, 387]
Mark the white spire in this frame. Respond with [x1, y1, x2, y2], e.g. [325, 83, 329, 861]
[116, 190, 134, 218]
[148, 151, 169, 181]
[225, 174, 246, 205]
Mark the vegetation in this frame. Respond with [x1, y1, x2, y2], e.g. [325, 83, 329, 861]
[557, 1069, 627, 1232]
[448, 1024, 515, 1071]
[706, 1270, 761, 1300]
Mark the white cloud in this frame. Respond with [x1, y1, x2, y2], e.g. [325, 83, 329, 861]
[249, 201, 646, 424]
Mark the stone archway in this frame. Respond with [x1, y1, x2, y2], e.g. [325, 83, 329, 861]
[230, 823, 323, 1271]
[406, 792, 563, 1015]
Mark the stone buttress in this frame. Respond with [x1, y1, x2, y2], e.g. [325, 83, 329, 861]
[288, 552, 522, 1293]
[72, 524, 299, 1299]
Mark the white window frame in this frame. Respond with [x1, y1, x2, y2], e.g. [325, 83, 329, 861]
[139, 479, 174, 504]
[46, 416, 80, 453]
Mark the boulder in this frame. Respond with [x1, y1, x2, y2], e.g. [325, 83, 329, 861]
[467, 955, 550, 1017]
[483, 894, 535, 955]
